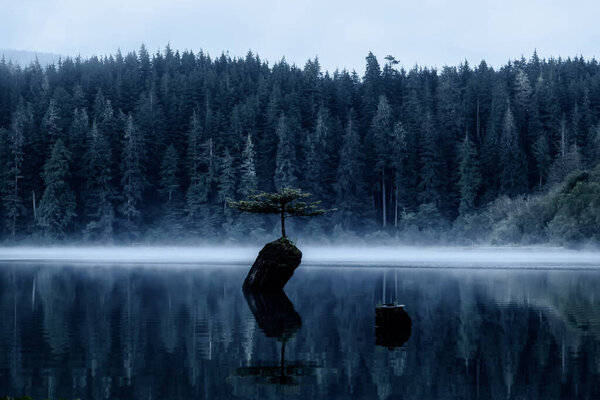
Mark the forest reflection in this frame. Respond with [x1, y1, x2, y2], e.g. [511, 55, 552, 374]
[1, 263, 600, 399]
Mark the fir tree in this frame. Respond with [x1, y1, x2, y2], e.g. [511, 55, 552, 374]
[335, 113, 367, 230]
[37, 139, 76, 238]
[239, 133, 257, 197]
[84, 123, 115, 241]
[217, 148, 235, 213]
[3, 101, 30, 237]
[458, 133, 482, 215]
[274, 114, 298, 190]
[121, 114, 146, 232]
[159, 144, 180, 202]
[418, 111, 443, 206]
[159, 144, 183, 234]
[370, 95, 393, 226]
[390, 121, 409, 227]
[499, 106, 528, 196]
[42, 97, 61, 142]
[304, 109, 329, 199]
[532, 134, 552, 189]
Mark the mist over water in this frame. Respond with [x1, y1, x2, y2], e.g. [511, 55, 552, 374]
[0, 246, 599, 268]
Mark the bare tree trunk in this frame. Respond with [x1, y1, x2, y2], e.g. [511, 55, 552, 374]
[32, 190, 36, 221]
[394, 183, 398, 228]
[280, 208, 286, 237]
[382, 170, 386, 227]
[12, 157, 18, 238]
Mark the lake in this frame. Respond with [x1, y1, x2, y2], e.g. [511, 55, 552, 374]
[1, 257, 600, 399]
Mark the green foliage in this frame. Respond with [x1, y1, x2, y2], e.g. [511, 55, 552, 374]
[37, 139, 76, 239]
[458, 133, 482, 215]
[0, 46, 599, 243]
[230, 188, 329, 237]
[274, 114, 298, 190]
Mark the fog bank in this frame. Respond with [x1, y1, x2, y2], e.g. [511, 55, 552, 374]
[0, 246, 599, 268]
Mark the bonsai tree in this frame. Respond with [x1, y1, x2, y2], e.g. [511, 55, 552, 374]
[229, 188, 329, 237]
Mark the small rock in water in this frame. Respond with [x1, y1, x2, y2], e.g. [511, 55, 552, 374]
[243, 237, 302, 292]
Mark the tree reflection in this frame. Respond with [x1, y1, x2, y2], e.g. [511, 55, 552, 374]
[239, 289, 317, 387]
[1, 265, 600, 399]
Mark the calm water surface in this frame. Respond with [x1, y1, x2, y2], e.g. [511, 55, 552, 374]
[1, 262, 600, 399]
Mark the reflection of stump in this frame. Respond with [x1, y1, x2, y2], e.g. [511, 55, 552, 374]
[239, 289, 309, 386]
[243, 288, 302, 340]
[244, 237, 302, 292]
[375, 304, 412, 348]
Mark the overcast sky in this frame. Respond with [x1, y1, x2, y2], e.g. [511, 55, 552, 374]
[1, 0, 599, 73]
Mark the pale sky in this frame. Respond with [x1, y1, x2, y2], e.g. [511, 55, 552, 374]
[1, 0, 599, 73]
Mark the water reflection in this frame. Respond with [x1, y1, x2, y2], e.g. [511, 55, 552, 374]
[375, 304, 412, 349]
[0, 264, 600, 399]
[239, 289, 314, 387]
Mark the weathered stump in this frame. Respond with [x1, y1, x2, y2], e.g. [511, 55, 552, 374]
[375, 304, 412, 348]
[243, 237, 302, 292]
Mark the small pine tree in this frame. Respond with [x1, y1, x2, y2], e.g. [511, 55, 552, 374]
[230, 188, 328, 238]
[37, 139, 76, 238]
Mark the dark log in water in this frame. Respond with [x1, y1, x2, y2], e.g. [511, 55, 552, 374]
[243, 237, 302, 292]
[375, 304, 412, 348]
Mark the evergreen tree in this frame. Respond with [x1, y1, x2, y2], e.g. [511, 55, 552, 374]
[42, 97, 62, 142]
[304, 108, 329, 199]
[120, 114, 146, 233]
[0, 127, 9, 238]
[3, 101, 30, 237]
[532, 134, 552, 189]
[370, 95, 393, 226]
[37, 139, 76, 238]
[217, 148, 236, 213]
[458, 133, 482, 215]
[390, 121, 409, 227]
[239, 133, 257, 197]
[159, 144, 183, 234]
[335, 113, 367, 230]
[274, 114, 298, 190]
[84, 123, 115, 241]
[159, 145, 180, 202]
[185, 112, 215, 234]
[499, 106, 528, 196]
[585, 123, 600, 169]
[418, 111, 443, 207]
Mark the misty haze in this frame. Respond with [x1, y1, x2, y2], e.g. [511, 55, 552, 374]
[2, 0, 600, 399]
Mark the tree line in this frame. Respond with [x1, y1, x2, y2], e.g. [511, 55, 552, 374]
[0, 46, 599, 242]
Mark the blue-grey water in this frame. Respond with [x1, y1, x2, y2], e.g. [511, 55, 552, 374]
[1, 261, 600, 399]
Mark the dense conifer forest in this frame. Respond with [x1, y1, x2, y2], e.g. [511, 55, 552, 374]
[0, 46, 599, 244]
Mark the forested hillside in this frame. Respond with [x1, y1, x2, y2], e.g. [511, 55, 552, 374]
[0, 46, 599, 243]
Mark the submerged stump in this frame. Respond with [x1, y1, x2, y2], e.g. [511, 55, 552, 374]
[375, 304, 412, 348]
[243, 237, 302, 292]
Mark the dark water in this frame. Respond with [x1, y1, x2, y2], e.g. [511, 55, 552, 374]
[1, 263, 600, 399]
